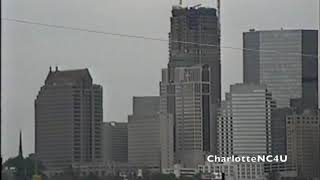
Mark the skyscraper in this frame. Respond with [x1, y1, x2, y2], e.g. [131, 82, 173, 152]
[160, 65, 213, 168]
[217, 83, 275, 156]
[103, 121, 128, 163]
[169, 5, 221, 105]
[243, 29, 318, 109]
[35, 67, 103, 172]
[161, 5, 220, 168]
[128, 96, 161, 171]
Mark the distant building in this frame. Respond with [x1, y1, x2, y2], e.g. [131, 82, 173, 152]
[35, 67, 103, 171]
[217, 83, 275, 156]
[198, 162, 288, 180]
[128, 96, 161, 171]
[103, 122, 128, 163]
[243, 29, 318, 109]
[159, 106, 174, 171]
[271, 108, 293, 156]
[160, 65, 214, 168]
[162, 164, 197, 178]
[286, 110, 320, 179]
[71, 161, 133, 177]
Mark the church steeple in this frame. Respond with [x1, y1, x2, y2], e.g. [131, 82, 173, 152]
[18, 130, 23, 159]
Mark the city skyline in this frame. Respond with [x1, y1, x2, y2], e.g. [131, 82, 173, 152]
[1, 0, 319, 161]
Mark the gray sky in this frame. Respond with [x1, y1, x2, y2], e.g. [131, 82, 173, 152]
[1, 0, 319, 160]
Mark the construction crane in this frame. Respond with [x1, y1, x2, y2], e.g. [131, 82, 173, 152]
[217, 0, 221, 18]
[217, 0, 221, 40]
[192, 4, 202, 8]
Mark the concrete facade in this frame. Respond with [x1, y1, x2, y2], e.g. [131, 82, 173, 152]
[128, 96, 161, 171]
[286, 111, 320, 179]
[217, 83, 275, 157]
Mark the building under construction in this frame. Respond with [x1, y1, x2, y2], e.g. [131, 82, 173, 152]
[161, 1, 221, 168]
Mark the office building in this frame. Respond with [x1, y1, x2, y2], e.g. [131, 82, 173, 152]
[243, 29, 318, 109]
[35, 67, 103, 171]
[286, 110, 320, 179]
[160, 65, 213, 168]
[167, 5, 221, 154]
[103, 121, 128, 163]
[128, 96, 161, 171]
[217, 83, 275, 156]
[168, 5, 221, 103]
[271, 108, 293, 156]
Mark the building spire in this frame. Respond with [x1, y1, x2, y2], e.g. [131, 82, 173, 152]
[19, 130, 23, 158]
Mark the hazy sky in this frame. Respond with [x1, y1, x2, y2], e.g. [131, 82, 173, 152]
[1, 0, 319, 160]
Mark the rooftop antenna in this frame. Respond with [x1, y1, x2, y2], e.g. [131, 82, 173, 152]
[217, 0, 221, 44]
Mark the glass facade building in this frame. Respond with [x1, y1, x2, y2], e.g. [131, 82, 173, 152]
[162, 6, 221, 167]
[243, 30, 318, 109]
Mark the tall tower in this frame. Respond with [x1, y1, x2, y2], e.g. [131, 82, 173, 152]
[162, 5, 220, 168]
[160, 65, 213, 168]
[35, 67, 103, 172]
[168, 6, 221, 104]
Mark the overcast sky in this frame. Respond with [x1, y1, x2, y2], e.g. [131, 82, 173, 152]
[1, 0, 319, 160]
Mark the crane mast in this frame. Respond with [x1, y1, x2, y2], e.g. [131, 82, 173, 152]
[217, 0, 221, 41]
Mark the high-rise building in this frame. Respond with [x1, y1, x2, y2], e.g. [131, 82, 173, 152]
[35, 67, 103, 171]
[243, 29, 318, 109]
[128, 96, 161, 171]
[161, 5, 220, 168]
[169, 6, 221, 104]
[217, 83, 275, 156]
[160, 65, 213, 168]
[103, 121, 128, 163]
[286, 111, 320, 179]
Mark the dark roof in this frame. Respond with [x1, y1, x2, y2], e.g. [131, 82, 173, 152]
[172, 6, 217, 17]
[45, 68, 92, 85]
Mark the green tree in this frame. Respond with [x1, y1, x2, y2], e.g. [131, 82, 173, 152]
[3, 154, 46, 180]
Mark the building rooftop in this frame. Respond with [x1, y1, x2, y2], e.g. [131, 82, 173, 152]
[45, 67, 92, 85]
[172, 6, 217, 17]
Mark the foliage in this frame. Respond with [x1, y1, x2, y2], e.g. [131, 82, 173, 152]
[3, 154, 46, 180]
